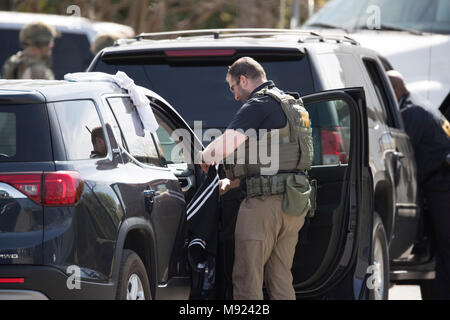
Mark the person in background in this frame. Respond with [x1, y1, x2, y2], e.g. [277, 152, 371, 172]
[91, 33, 120, 56]
[2, 22, 57, 80]
[90, 127, 107, 158]
[387, 70, 450, 300]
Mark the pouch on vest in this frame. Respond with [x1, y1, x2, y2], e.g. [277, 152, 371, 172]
[282, 173, 311, 217]
[308, 179, 317, 218]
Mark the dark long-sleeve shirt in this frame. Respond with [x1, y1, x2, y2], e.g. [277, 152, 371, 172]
[399, 92, 450, 184]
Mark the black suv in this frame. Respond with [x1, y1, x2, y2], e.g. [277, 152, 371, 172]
[88, 29, 428, 300]
[0, 79, 374, 301]
[0, 79, 207, 299]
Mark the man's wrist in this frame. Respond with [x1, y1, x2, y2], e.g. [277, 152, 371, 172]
[200, 151, 206, 164]
[197, 150, 205, 164]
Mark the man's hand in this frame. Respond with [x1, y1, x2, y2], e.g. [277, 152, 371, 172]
[219, 178, 240, 195]
[201, 162, 210, 174]
[219, 179, 231, 195]
[199, 151, 210, 174]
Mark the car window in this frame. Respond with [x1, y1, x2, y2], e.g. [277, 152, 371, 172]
[53, 100, 106, 160]
[0, 104, 52, 162]
[0, 113, 15, 157]
[99, 97, 127, 152]
[107, 97, 161, 167]
[152, 107, 187, 165]
[94, 56, 315, 130]
[362, 58, 398, 128]
[315, 53, 346, 89]
[312, 52, 385, 127]
[305, 100, 350, 166]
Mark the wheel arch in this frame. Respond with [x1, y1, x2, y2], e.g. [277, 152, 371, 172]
[113, 217, 158, 299]
[373, 179, 395, 243]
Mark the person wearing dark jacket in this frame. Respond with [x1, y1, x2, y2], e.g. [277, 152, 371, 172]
[186, 165, 220, 299]
[388, 70, 450, 299]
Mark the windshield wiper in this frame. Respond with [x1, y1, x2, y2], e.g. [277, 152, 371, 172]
[360, 23, 423, 35]
[306, 22, 350, 34]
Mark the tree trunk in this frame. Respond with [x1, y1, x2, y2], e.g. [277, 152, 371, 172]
[237, 0, 278, 28]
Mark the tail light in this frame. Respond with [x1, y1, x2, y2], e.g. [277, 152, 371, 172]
[0, 173, 42, 203]
[43, 172, 84, 206]
[320, 126, 349, 165]
[0, 278, 25, 284]
[0, 171, 84, 206]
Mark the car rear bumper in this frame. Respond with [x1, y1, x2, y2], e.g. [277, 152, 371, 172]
[0, 290, 48, 300]
[0, 265, 116, 300]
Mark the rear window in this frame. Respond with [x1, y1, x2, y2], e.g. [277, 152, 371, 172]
[94, 54, 315, 130]
[0, 103, 52, 162]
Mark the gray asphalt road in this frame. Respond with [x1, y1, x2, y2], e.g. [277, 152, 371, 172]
[389, 285, 422, 300]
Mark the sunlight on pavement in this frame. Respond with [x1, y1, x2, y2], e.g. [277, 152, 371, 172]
[389, 285, 422, 300]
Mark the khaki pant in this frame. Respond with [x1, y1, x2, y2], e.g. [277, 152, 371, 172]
[233, 194, 305, 300]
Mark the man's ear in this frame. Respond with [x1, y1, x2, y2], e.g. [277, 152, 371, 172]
[240, 75, 248, 88]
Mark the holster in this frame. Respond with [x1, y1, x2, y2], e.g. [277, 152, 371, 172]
[245, 173, 317, 218]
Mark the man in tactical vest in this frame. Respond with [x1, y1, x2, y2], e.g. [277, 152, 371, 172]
[2, 22, 57, 80]
[199, 57, 314, 300]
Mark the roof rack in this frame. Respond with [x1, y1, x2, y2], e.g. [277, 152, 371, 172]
[135, 28, 359, 46]
[136, 28, 319, 40]
[300, 34, 359, 46]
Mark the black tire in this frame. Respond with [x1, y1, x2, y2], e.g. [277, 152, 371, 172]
[419, 280, 435, 300]
[116, 249, 152, 300]
[368, 213, 390, 300]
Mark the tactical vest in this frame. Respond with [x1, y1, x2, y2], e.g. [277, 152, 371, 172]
[225, 86, 313, 180]
[1, 50, 54, 80]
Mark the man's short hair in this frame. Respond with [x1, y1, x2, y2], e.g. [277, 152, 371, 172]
[91, 33, 120, 55]
[227, 57, 266, 81]
[91, 127, 105, 145]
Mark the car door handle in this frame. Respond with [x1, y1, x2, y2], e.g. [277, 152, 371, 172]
[392, 152, 404, 185]
[393, 151, 405, 160]
[143, 189, 157, 214]
[178, 176, 194, 192]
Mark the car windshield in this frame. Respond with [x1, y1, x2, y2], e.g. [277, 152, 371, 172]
[305, 0, 450, 34]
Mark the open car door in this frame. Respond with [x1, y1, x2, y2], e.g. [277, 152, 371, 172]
[292, 87, 378, 300]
